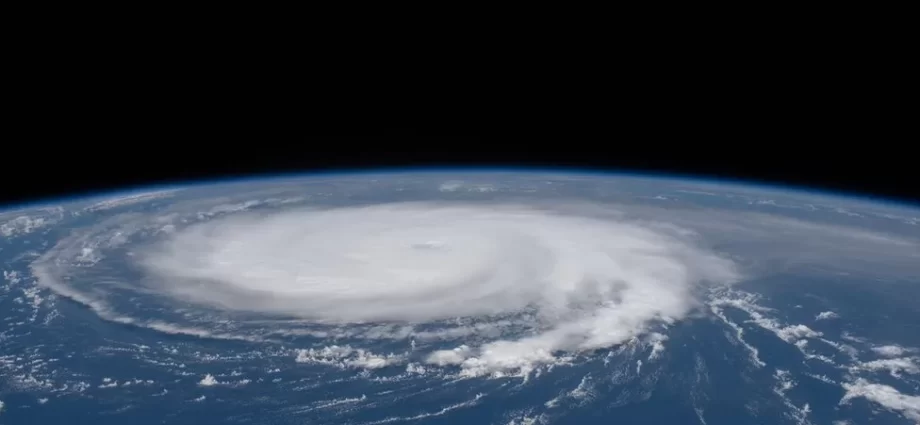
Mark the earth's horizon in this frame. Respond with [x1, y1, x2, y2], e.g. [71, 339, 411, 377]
[1, 170, 919, 424]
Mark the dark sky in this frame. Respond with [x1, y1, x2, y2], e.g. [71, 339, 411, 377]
[8, 27, 913, 209]
[2, 133, 916, 209]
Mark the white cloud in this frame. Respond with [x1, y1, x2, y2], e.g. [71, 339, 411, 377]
[646, 333, 667, 361]
[347, 351, 404, 370]
[138, 203, 738, 376]
[504, 413, 546, 425]
[83, 190, 178, 212]
[776, 325, 823, 343]
[1, 215, 47, 237]
[841, 332, 866, 344]
[426, 345, 473, 366]
[439, 181, 464, 192]
[841, 378, 920, 421]
[295, 345, 405, 370]
[438, 181, 497, 193]
[871, 345, 915, 358]
[405, 363, 427, 374]
[819, 338, 859, 359]
[815, 311, 839, 320]
[198, 374, 218, 386]
[545, 374, 593, 408]
[192, 374, 248, 388]
[710, 294, 822, 344]
[850, 357, 920, 378]
[3, 270, 21, 285]
[201, 200, 263, 217]
[773, 369, 795, 395]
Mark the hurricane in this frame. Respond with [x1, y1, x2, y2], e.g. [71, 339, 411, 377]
[6, 173, 920, 425]
[32, 202, 740, 376]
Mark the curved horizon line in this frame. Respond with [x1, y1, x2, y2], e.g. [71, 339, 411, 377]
[3, 165, 918, 212]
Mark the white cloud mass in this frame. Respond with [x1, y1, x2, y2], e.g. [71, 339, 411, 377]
[815, 311, 839, 320]
[871, 345, 915, 358]
[841, 378, 920, 421]
[138, 203, 739, 374]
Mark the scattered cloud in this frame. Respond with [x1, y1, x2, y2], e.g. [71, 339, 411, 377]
[841, 378, 920, 422]
[871, 345, 916, 358]
[815, 311, 839, 320]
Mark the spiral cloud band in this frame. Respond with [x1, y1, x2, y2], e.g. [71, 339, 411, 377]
[134, 203, 740, 373]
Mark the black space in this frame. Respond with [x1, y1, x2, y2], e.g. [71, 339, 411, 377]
[7, 20, 916, 209]
[2, 131, 917, 208]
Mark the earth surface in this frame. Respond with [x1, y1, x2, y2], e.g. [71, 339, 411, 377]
[1, 170, 919, 425]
